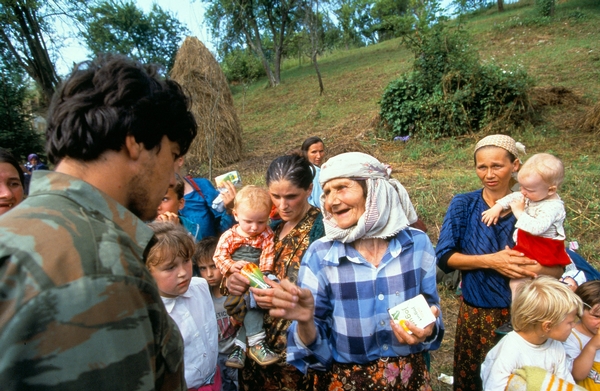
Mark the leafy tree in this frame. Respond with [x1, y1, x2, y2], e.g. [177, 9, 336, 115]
[204, 0, 301, 87]
[379, 1, 532, 138]
[81, 1, 189, 71]
[0, 0, 89, 106]
[0, 44, 45, 163]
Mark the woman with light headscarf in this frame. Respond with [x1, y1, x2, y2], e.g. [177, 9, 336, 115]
[436, 134, 564, 391]
[263, 152, 443, 390]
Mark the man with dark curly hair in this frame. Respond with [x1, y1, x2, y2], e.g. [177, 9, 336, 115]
[0, 54, 197, 390]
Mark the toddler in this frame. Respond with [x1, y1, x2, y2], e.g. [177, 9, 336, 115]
[564, 281, 600, 389]
[155, 175, 202, 240]
[213, 185, 279, 367]
[194, 237, 239, 391]
[481, 276, 582, 391]
[482, 153, 571, 295]
[146, 222, 220, 391]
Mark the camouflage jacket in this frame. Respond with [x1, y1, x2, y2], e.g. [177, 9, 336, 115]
[0, 171, 186, 391]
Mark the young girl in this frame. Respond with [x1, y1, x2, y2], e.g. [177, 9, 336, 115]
[481, 276, 582, 391]
[213, 185, 278, 367]
[482, 153, 570, 295]
[564, 281, 600, 389]
[146, 222, 220, 391]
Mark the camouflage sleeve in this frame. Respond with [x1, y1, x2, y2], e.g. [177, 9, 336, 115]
[0, 251, 186, 391]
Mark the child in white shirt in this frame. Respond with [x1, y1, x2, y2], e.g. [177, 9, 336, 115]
[147, 222, 220, 391]
[482, 153, 571, 296]
[481, 276, 582, 391]
[564, 281, 600, 389]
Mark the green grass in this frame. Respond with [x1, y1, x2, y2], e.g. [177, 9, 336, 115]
[209, 3, 600, 387]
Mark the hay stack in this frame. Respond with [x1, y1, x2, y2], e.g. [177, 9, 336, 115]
[171, 37, 243, 169]
[575, 102, 600, 132]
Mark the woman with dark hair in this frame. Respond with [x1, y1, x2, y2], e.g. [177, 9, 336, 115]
[0, 149, 25, 215]
[227, 154, 324, 390]
[301, 136, 325, 208]
[267, 152, 443, 390]
[301, 136, 325, 168]
[436, 134, 563, 391]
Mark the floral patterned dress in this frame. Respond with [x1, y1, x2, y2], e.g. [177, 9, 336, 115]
[239, 206, 323, 391]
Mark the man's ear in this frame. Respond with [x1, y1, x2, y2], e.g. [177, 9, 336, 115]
[125, 135, 143, 161]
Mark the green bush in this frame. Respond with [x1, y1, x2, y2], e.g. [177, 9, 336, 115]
[536, 0, 555, 16]
[379, 23, 532, 138]
[221, 49, 265, 84]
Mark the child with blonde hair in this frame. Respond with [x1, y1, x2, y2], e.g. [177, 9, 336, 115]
[146, 222, 220, 390]
[481, 276, 582, 391]
[213, 185, 278, 368]
[482, 153, 571, 295]
[564, 280, 600, 389]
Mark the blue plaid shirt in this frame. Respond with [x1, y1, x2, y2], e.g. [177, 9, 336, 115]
[287, 228, 444, 373]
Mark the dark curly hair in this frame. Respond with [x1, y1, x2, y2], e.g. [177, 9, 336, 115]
[46, 54, 197, 164]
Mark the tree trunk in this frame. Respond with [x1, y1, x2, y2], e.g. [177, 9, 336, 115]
[10, 2, 60, 105]
[243, 19, 277, 87]
[309, 0, 324, 95]
[498, 0, 504, 12]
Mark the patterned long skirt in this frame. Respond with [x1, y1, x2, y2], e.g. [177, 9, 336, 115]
[314, 353, 431, 391]
[453, 299, 510, 391]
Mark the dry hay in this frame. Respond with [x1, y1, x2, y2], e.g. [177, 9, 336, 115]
[575, 101, 600, 133]
[529, 86, 583, 108]
[171, 36, 243, 169]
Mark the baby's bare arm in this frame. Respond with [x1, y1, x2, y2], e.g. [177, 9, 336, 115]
[482, 203, 504, 226]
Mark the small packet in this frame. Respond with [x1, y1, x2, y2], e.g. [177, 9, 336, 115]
[388, 294, 436, 334]
[240, 263, 270, 289]
[214, 170, 241, 191]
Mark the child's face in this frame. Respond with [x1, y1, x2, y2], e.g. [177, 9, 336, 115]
[198, 261, 223, 287]
[157, 187, 184, 215]
[150, 255, 193, 298]
[581, 303, 600, 335]
[546, 309, 578, 342]
[233, 204, 269, 237]
[519, 172, 554, 202]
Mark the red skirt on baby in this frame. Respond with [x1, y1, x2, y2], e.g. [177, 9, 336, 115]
[513, 229, 571, 266]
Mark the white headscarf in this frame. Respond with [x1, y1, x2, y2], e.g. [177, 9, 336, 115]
[319, 152, 418, 243]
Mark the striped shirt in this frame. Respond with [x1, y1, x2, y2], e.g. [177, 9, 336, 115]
[286, 228, 444, 373]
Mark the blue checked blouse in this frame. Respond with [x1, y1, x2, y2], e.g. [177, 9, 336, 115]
[286, 228, 444, 373]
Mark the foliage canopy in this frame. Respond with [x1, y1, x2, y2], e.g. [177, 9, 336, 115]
[81, 1, 190, 71]
[379, 13, 532, 138]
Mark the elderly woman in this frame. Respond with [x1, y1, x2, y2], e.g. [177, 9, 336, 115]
[0, 149, 25, 216]
[227, 154, 324, 391]
[436, 135, 564, 391]
[267, 152, 443, 390]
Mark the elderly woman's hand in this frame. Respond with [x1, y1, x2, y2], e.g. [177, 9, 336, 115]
[391, 306, 440, 345]
[487, 246, 539, 279]
[267, 279, 315, 323]
[226, 271, 250, 296]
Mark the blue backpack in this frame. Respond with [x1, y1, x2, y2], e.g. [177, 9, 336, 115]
[567, 249, 600, 281]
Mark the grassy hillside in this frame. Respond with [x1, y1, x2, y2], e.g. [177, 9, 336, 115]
[225, 0, 599, 261]
[212, 2, 600, 386]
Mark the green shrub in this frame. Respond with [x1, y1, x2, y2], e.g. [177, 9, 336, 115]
[221, 49, 265, 84]
[536, 0, 555, 16]
[379, 23, 532, 138]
